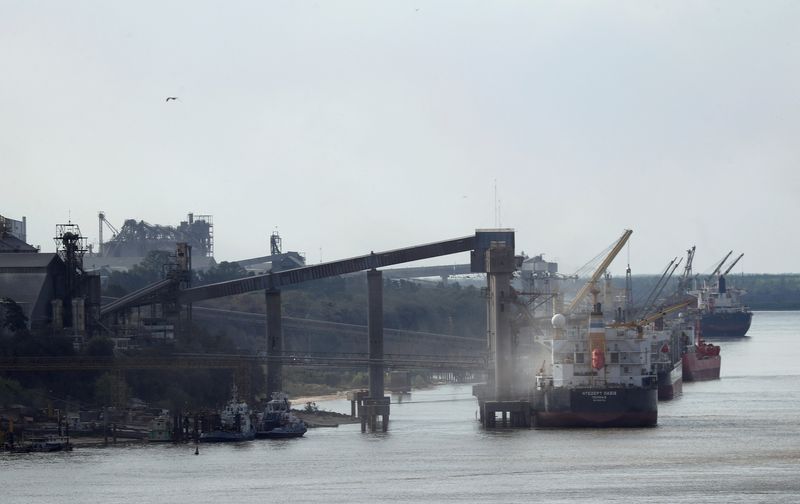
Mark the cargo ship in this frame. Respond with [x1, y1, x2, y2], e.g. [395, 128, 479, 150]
[648, 314, 690, 401]
[685, 250, 752, 337]
[531, 305, 658, 427]
[653, 330, 683, 401]
[695, 274, 752, 337]
[681, 323, 721, 381]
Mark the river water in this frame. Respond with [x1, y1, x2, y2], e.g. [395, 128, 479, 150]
[2, 311, 799, 503]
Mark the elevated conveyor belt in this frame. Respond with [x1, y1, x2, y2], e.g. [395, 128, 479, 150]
[178, 235, 475, 304]
[99, 278, 176, 317]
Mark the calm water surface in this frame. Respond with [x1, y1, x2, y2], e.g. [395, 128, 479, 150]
[2, 311, 799, 503]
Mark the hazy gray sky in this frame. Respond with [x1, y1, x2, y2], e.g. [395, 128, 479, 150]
[3, 1, 798, 274]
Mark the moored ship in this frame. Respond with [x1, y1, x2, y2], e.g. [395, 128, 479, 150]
[681, 325, 721, 381]
[691, 251, 752, 337]
[255, 393, 307, 439]
[200, 386, 255, 443]
[653, 329, 683, 401]
[646, 304, 694, 401]
[147, 412, 173, 442]
[531, 306, 658, 428]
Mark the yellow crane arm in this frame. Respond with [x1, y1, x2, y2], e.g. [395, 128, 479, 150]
[565, 229, 632, 315]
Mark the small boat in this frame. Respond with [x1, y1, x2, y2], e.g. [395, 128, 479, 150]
[255, 393, 307, 439]
[147, 414, 173, 442]
[200, 386, 255, 443]
[26, 435, 73, 452]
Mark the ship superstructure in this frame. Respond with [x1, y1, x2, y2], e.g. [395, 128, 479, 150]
[532, 303, 659, 427]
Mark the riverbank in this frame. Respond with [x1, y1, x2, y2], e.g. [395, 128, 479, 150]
[290, 390, 360, 427]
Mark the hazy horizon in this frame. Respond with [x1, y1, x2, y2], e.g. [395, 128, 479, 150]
[3, 1, 798, 275]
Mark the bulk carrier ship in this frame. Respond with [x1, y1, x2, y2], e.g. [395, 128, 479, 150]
[695, 274, 752, 337]
[531, 303, 659, 428]
[689, 250, 752, 337]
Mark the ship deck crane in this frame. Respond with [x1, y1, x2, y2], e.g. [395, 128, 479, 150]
[636, 256, 682, 320]
[611, 298, 694, 328]
[678, 246, 696, 291]
[708, 250, 733, 279]
[565, 229, 632, 316]
[722, 253, 744, 276]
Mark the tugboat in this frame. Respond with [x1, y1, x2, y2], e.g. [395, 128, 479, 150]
[255, 393, 307, 439]
[200, 386, 255, 443]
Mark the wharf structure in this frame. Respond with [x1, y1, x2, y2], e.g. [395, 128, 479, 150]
[98, 229, 517, 431]
[2, 213, 520, 433]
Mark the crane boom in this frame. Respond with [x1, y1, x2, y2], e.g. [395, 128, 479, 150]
[677, 245, 696, 292]
[566, 229, 632, 315]
[682, 246, 695, 281]
[722, 253, 744, 276]
[709, 250, 733, 279]
[611, 298, 693, 328]
[636, 257, 677, 319]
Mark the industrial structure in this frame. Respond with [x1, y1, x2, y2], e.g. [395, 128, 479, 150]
[232, 231, 306, 274]
[0, 214, 34, 253]
[98, 229, 517, 431]
[2, 212, 525, 432]
[0, 217, 101, 347]
[88, 212, 216, 272]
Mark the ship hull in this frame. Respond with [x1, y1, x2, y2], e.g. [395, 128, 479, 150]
[199, 431, 255, 443]
[255, 428, 306, 439]
[701, 311, 752, 337]
[532, 387, 658, 428]
[657, 361, 683, 401]
[682, 353, 720, 381]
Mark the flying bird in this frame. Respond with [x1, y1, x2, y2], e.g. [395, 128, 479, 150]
[165, 96, 178, 102]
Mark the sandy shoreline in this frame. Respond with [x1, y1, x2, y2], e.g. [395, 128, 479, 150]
[290, 392, 347, 404]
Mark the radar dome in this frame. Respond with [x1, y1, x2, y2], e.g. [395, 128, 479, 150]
[551, 313, 566, 329]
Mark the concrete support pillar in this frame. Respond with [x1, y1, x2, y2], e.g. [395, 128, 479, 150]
[486, 245, 515, 401]
[367, 269, 384, 399]
[265, 289, 283, 397]
[363, 269, 389, 432]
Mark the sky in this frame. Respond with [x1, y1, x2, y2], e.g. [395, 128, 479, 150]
[2, 1, 799, 275]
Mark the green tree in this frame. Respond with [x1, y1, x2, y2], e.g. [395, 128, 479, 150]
[0, 297, 29, 335]
[197, 261, 250, 285]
